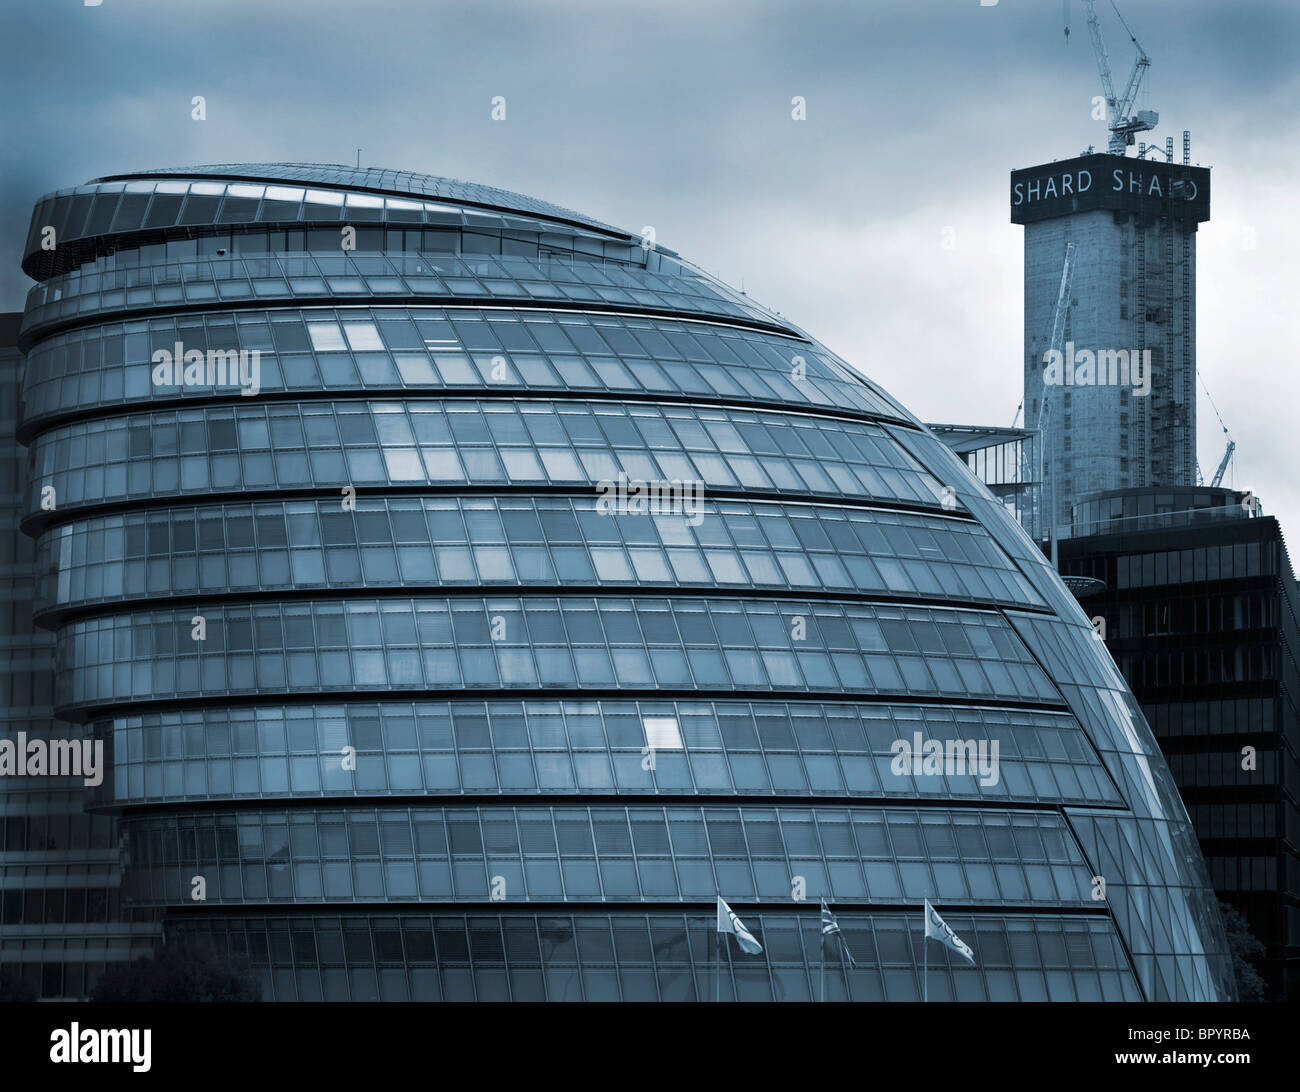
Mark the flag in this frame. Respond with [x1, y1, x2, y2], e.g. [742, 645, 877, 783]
[820, 898, 841, 939]
[717, 897, 763, 955]
[820, 899, 856, 968]
[923, 899, 975, 965]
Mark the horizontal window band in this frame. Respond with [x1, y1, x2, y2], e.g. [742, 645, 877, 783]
[21, 184, 645, 282]
[17, 294, 800, 359]
[18, 268, 779, 348]
[34, 491, 1023, 621]
[113, 796, 1104, 912]
[92, 170, 637, 241]
[55, 687, 1072, 725]
[85, 750, 1120, 815]
[22, 481, 958, 539]
[98, 792, 1109, 819]
[53, 596, 1063, 714]
[152, 900, 1118, 920]
[40, 583, 1057, 632]
[18, 383, 909, 449]
[79, 694, 1102, 754]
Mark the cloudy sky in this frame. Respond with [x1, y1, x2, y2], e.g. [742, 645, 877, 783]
[3, 0, 1296, 529]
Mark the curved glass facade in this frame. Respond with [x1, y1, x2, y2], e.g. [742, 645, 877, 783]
[35, 497, 1043, 615]
[22, 399, 949, 512]
[19, 163, 1233, 1001]
[19, 305, 900, 426]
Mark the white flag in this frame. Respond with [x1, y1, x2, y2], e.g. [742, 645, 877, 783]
[717, 897, 763, 955]
[923, 899, 975, 965]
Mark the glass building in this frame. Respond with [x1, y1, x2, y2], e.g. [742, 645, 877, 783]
[2, 313, 159, 999]
[927, 425, 1042, 544]
[13, 164, 1234, 1001]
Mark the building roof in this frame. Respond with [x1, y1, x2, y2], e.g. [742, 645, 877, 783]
[93, 163, 628, 237]
[925, 423, 1035, 455]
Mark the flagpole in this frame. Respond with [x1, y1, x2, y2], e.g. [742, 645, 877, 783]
[922, 920, 928, 1004]
[716, 921, 722, 1004]
[819, 931, 825, 1003]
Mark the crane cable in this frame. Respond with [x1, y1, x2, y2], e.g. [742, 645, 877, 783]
[1109, 0, 1142, 49]
[1198, 373, 1235, 486]
[1199, 373, 1231, 438]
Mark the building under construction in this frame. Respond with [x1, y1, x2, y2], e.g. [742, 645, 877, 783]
[1013, 1, 1212, 543]
[982, 1, 1298, 999]
[1014, 150, 1210, 540]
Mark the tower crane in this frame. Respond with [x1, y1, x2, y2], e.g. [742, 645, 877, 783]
[1197, 373, 1237, 488]
[1036, 241, 1075, 565]
[1066, 0, 1158, 155]
[1209, 441, 1236, 489]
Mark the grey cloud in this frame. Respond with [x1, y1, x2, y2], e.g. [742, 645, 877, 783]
[2, 0, 1295, 523]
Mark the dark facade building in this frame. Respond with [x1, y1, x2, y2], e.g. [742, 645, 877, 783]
[1061, 486, 1300, 999]
[1, 312, 157, 999]
[12, 164, 1234, 1001]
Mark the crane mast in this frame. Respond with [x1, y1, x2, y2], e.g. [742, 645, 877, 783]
[1037, 241, 1075, 562]
[1070, 0, 1158, 155]
[1210, 441, 1236, 489]
[1197, 375, 1238, 492]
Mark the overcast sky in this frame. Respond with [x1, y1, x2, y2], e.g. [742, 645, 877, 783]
[3, 0, 1296, 531]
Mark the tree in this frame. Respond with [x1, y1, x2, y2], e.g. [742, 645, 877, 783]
[0, 965, 39, 1002]
[1218, 899, 1269, 1002]
[91, 940, 261, 1002]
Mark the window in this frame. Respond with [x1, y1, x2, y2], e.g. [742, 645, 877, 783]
[642, 716, 683, 750]
[343, 322, 384, 351]
[307, 323, 346, 351]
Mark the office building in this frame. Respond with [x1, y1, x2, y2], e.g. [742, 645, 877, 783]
[12, 164, 1233, 1000]
[1, 312, 157, 999]
[1060, 485, 1300, 999]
